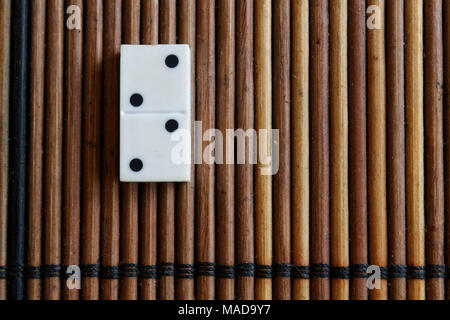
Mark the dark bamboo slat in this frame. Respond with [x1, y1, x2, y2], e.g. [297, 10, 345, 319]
[196, 0, 216, 300]
[424, 0, 445, 300]
[82, 0, 103, 300]
[63, 0, 83, 301]
[310, 0, 330, 300]
[120, 0, 141, 301]
[140, 0, 158, 301]
[348, 0, 368, 301]
[216, 0, 236, 301]
[176, 0, 196, 301]
[444, 0, 450, 301]
[0, 0, 10, 301]
[101, 0, 122, 300]
[235, 0, 255, 301]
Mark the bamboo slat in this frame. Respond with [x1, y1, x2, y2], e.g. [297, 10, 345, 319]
[235, 0, 255, 301]
[140, 0, 158, 301]
[310, 0, 329, 300]
[63, 0, 83, 301]
[292, 0, 309, 301]
[330, 0, 349, 301]
[386, 0, 407, 301]
[120, 0, 141, 301]
[445, 0, 450, 301]
[367, 0, 388, 300]
[196, 0, 216, 300]
[82, 0, 103, 300]
[176, 0, 196, 301]
[424, 0, 445, 300]
[101, 0, 122, 300]
[406, 0, 426, 300]
[348, 0, 368, 301]
[216, 0, 235, 301]
[273, 0, 291, 301]
[0, 0, 10, 301]
[255, 0, 272, 301]
[43, 0, 64, 300]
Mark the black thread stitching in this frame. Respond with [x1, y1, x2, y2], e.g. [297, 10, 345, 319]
[331, 267, 351, 279]
[274, 263, 291, 278]
[292, 265, 310, 279]
[43, 264, 61, 278]
[81, 264, 100, 278]
[255, 265, 273, 279]
[380, 267, 389, 280]
[195, 262, 216, 277]
[140, 265, 158, 279]
[310, 264, 330, 278]
[236, 263, 255, 277]
[176, 264, 195, 279]
[100, 266, 120, 280]
[408, 266, 426, 280]
[350, 264, 368, 278]
[159, 263, 175, 277]
[389, 265, 408, 278]
[216, 265, 235, 279]
[426, 265, 446, 279]
[120, 264, 139, 278]
[0, 266, 7, 280]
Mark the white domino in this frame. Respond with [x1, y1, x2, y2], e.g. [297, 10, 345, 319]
[120, 45, 191, 182]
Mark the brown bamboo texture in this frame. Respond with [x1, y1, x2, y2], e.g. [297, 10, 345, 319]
[292, 0, 309, 301]
[330, 0, 349, 301]
[63, 0, 83, 301]
[158, 0, 176, 300]
[367, 0, 388, 300]
[0, 0, 10, 301]
[424, 0, 445, 300]
[176, 0, 196, 300]
[348, 0, 368, 301]
[216, 0, 236, 301]
[196, 0, 216, 300]
[445, 0, 450, 301]
[120, 0, 141, 300]
[406, 0, 426, 300]
[43, 0, 64, 300]
[235, 0, 255, 301]
[102, 0, 122, 300]
[310, 0, 329, 300]
[273, 0, 291, 301]
[140, 0, 158, 301]
[387, 0, 407, 301]
[82, 0, 103, 300]
[255, 0, 272, 301]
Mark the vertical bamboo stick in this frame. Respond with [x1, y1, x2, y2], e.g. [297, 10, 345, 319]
[310, 0, 329, 300]
[216, 0, 235, 301]
[82, 0, 103, 300]
[0, 0, 10, 301]
[386, 0, 407, 300]
[120, 0, 140, 301]
[140, 0, 158, 301]
[405, 0, 426, 300]
[176, 0, 196, 300]
[235, 0, 255, 301]
[63, 0, 83, 301]
[330, 0, 349, 301]
[424, 0, 445, 300]
[43, 0, 64, 300]
[158, 0, 176, 300]
[367, 0, 388, 300]
[255, 0, 272, 301]
[102, 0, 122, 300]
[272, 0, 290, 301]
[348, 0, 368, 301]
[292, 0, 309, 301]
[445, 0, 450, 300]
[196, 0, 216, 300]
